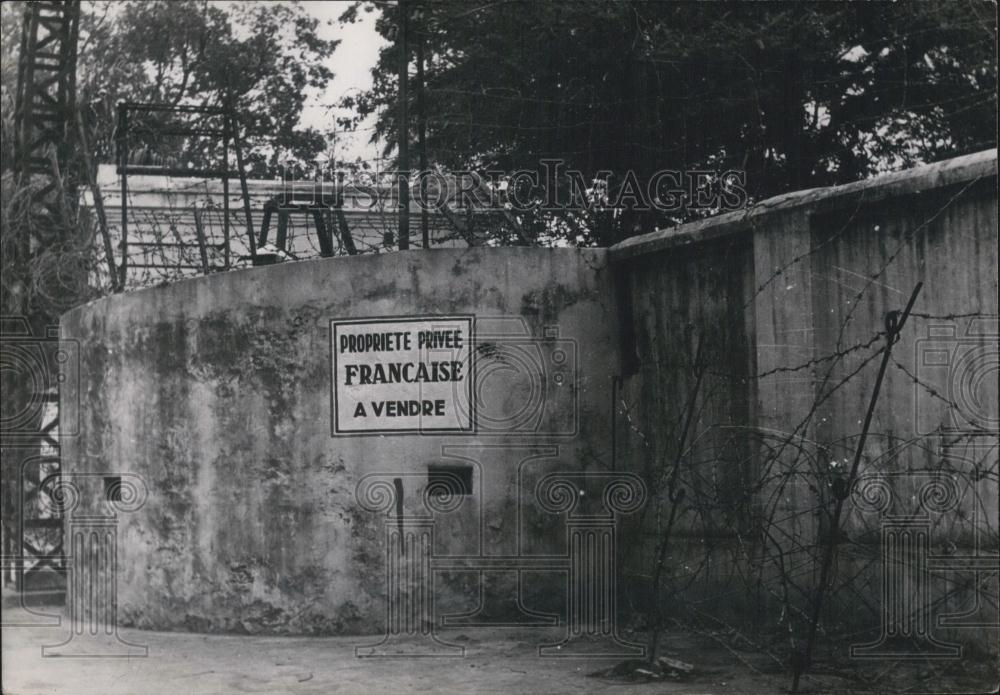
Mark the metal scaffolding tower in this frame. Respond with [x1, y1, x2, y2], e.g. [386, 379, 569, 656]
[3, 0, 81, 607]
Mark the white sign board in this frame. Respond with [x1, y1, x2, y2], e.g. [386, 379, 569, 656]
[331, 316, 474, 434]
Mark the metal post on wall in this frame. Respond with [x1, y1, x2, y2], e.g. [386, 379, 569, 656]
[229, 113, 257, 262]
[416, 23, 429, 249]
[116, 103, 128, 289]
[114, 102, 256, 274]
[192, 207, 210, 275]
[77, 115, 119, 291]
[222, 120, 231, 269]
[396, 0, 410, 250]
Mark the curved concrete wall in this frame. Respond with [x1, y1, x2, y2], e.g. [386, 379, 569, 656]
[61, 248, 619, 634]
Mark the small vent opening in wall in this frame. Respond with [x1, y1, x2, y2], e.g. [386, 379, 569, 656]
[427, 465, 473, 496]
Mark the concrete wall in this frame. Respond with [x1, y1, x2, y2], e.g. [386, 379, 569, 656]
[61, 150, 997, 642]
[611, 149, 998, 642]
[61, 248, 619, 634]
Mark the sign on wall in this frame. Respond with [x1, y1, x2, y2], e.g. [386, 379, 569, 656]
[331, 316, 474, 434]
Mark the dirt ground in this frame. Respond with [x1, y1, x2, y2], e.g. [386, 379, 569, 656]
[2, 606, 996, 694]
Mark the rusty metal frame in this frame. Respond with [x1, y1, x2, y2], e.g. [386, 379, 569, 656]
[115, 101, 257, 283]
[6, 0, 80, 606]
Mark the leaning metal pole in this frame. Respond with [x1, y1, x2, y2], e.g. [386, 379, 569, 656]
[791, 282, 923, 692]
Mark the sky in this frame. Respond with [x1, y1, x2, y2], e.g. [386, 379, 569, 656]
[295, 1, 387, 163]
[73, 1, 386, 162]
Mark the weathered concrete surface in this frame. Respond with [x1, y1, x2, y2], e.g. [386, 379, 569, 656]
[60, 248, 619, 635]
[611, 148, 998, 261]
[612, 151, 999, 645]
[56, 150, 998, 654]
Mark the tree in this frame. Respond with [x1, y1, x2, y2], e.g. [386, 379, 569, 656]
[2, 0, 340, 174]
[341, 0, 997, 245]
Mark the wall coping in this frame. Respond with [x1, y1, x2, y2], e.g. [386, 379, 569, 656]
[610, 148, 998, 262]
[62, 245, 610, 317]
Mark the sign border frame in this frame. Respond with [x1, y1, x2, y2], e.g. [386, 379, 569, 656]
[330, 314, 476, 436]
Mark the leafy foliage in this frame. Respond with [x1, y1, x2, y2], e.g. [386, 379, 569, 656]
[2, 0, 340, 173]
[344, 0, 997, 244]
